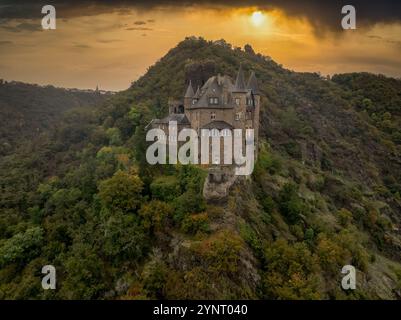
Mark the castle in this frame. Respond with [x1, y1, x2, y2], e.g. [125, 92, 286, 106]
[147, 65, 261, 199]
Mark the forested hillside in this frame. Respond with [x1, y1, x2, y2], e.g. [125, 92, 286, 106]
[0, 81, 110, 156]
[1, 37, 401, 300]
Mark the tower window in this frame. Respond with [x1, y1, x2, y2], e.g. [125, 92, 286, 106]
[211, 112, 216, 120]
[246, 111, 252, 120]
[209, 97, 219, 105]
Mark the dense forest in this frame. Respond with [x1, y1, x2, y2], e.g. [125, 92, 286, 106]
[0, 81, 110, 156]
[1, 37, 401, 299]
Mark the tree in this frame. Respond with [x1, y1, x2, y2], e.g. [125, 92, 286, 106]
[98, 170, 143, 213]
[0, 227, 44, 268]
[262, 239, 321, 299]
[102, 212, 149, 262]
[60, 242, 106, 299]
[278, 183, 306, 224]
[106, 127, 122, 146]
[139, 200, 173, 233]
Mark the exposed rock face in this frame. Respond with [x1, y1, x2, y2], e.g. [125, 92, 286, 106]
[203, 166, 237, 203]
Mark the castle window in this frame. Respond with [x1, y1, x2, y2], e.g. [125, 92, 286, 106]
[246, 111, 252, 120]
[235, 112, 240, 121]
[211, 112, 216, 120]
[209, 97, 219, 105]
[247, 98, 253, 106]
[235, 98, 240, 106]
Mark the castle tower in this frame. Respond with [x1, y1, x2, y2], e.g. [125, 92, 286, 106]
[234, 63, 246, 91]
[232, 64, 248, 131]
[184, 80, 195, 110]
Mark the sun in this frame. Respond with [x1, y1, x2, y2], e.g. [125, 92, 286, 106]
[251, 11, 266, 27]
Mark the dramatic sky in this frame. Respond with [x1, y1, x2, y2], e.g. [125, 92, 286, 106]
[0, 0, 400, 90]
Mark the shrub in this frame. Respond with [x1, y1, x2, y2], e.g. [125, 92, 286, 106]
[278, 183, 306, 224]
[181, 213, 210, 234]
[316, 233, 350, 274]
[337, 208, 353, 226]
[192, 230, 244, 275]
[150, 176, 181, 201]
[139, 200, 173, 233]
[173, 188, 206, 223]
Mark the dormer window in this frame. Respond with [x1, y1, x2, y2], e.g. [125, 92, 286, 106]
[192, 99, 197, 105]
[209, 97, 219, 105]
[247, 98, 253, 106]
[211, 112, 216, 120]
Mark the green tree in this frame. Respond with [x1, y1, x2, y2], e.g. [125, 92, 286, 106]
[262, 239, 321, 299]
[0, 227, 44, 268]
[278, 183, 306, 224]
[98, 170, 143, 213]
[139, 200, 173, 233]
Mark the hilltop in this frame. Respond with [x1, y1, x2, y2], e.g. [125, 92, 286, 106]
[0, 80, 112, 156]
[0, 37, 401, 299]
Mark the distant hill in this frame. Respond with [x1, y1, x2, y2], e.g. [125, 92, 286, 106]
[0, 37, 400, 300]
[0, 81, 112, 155]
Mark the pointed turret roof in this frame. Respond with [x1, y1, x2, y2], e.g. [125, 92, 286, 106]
[247, 71, 259, 94]
[234, 63, 246, 92]
[194, 86, 201, 99]
[184, 80, 195, 98]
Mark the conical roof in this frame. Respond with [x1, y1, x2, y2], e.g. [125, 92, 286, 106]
[247, 71, 259, 94]
[194, 86, 201, 99]
[234, 64, 246, 91]
[184, 80, 195, 98]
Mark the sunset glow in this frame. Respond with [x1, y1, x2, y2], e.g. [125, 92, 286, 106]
[251, 11, 266, 27]
[0, 4, 400, 90]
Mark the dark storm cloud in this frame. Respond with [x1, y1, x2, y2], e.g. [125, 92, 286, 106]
[0, 0, 400, 32]
[134, 20, 146, 25]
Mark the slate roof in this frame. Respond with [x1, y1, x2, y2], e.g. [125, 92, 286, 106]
[202, 120, 233, 130]
[247, 71, 259, 94]
[233, 63, 246, 92]
[184, 80, 195, 98]
[188, 66, 259, 109]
